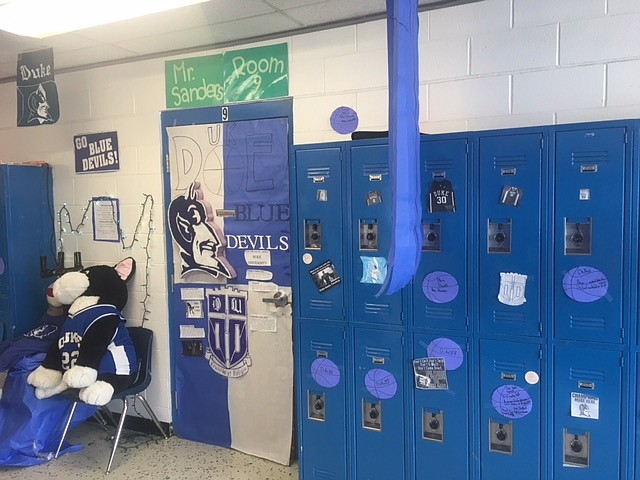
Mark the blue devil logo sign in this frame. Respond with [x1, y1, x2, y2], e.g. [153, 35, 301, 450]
[205, 287, 250, 377]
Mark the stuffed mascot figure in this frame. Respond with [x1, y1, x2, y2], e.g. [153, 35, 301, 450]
[27, 257, 138, 406]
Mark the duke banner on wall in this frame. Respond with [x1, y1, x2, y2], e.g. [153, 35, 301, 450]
[16, 48, 59, 127]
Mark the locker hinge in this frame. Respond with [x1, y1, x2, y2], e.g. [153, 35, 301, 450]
[621, 327, 625, 340]
[465, 142, 470, 154]
[174, 390, 178, 409]
[620, 354, 624, 368]
[165, 154, 170, 173]
[540, 137, 544, 149]
[539, 348, 543, 360]
[465, 316, 469, 329]
[624, 131, 629, 144]
[170, 274, 174, 293]
[539, 321, 543, 333]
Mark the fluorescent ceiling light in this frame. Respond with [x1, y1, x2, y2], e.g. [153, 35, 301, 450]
[0, 0, 209, 38]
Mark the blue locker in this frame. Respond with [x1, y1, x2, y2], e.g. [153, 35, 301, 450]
[297, 321, 349, 480]
[412, 332, 470, 479]
[349, 143, 403, 326]
[553, 126, 629, 344]
[478, 132, 545, 337]
[353, 327, 405, 479]
[294, 145, 346, 321]
[413, 136, 469, 331]
[479, 339, 543, 480]
[0, 164, 54, 340]
[553, 345, 624, 479]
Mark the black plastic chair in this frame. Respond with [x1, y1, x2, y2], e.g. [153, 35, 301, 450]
[54, 327, 168, 474]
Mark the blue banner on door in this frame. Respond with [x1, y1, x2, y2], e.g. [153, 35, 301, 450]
[223, 118, 291, 287]
[74, 131, 120, 173]
[16, 48, 59, 127]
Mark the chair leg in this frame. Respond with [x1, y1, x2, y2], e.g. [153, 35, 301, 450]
[106, 398, 129, 474]
[100, 405, 119, 428]
[55, 401, 78, 458]
[135, 393, 168, 439]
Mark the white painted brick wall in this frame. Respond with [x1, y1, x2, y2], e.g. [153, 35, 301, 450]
[471, 25, 557, 74]
[428, 75, 510, 121]
[325, 50, 388, 92]
[560, 13, 640, 65]
[513, 0, 606, 27]
[421, 37, 469, 81]
[512, 65, 605, 114]
[427, 0, 512, 40]
[608, 0, 640, 15]
[607, 60, 640, 106]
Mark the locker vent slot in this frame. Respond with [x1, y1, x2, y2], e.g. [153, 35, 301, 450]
[492, 155, 526, 167]
[310, 299, 334, 310]
[425, 159, 455, 173]
[493, 360, 526, 373]
[362, 163, 389, 177]
[569, 368, 605, 383]
[311, 467, 337, 479]
[310, 341, 333, 352]
[569, 315, 606, 330]
[425, 305, 454, 320]
[571, 151, 608, 165]
[492, 311, 526, 325]
[366, 346, 391, 360]
[364, 302, 391, 316]
[306, 167, 331, 179]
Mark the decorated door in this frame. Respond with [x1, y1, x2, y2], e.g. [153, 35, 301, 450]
[161, 101, 293, 465]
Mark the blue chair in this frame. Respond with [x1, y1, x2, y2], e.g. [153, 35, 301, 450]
[54, 327, 168, 473]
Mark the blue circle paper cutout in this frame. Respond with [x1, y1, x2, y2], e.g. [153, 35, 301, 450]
[422, 271, 459, 304]
[491, 385, 533, 419]
[562, 266, 608, 303]
[427, 337, 464, 371]
[364, 368, 397, 400]
[311, 358, 340, 388]
[330, 106, 359, 134]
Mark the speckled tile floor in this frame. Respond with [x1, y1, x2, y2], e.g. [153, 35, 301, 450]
[0, 422, 299, 480]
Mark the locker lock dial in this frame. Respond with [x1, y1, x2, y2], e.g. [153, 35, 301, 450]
[429, 418, 440, 430]
[360, 220, 379, 251]
[570, 438, 583, 453]
[495, 428, 508, 442]
[314, 396, 324, 412]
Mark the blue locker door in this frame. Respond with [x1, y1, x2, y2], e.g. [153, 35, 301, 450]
[353, 327, 405, 479]
[297, 322, 348, 480]
[413, 137, 469, 331]
[413, 333, 470, 479]
[350, 143, 403, 326]
[294, 146, 345, 321]
[479, 339, 542, 480]
[478, 132, 544, 337]
[553, 345, 623, 479]
[553, 126, 628, 344]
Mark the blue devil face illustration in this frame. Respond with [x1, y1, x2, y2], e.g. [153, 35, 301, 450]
[168, 182, 236, 279]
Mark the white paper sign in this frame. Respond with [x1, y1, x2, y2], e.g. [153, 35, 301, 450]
[498, 272, 528, 306]
[571, 392, 599, 420]
[179, 325, 205, 339]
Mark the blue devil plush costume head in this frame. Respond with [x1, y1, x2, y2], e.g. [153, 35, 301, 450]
[27, 257, 138, 406]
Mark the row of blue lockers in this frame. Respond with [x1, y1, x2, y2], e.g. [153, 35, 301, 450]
[297, 322, 634, 480]
[290, 119, 640, 480]
[291, 119, 638, 345]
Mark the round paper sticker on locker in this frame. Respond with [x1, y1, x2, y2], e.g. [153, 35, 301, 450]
[426, 337, 464, 371]
[525, 371, 540, 385]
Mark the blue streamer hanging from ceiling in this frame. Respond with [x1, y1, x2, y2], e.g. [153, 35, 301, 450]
[378, 0, 422, 296]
